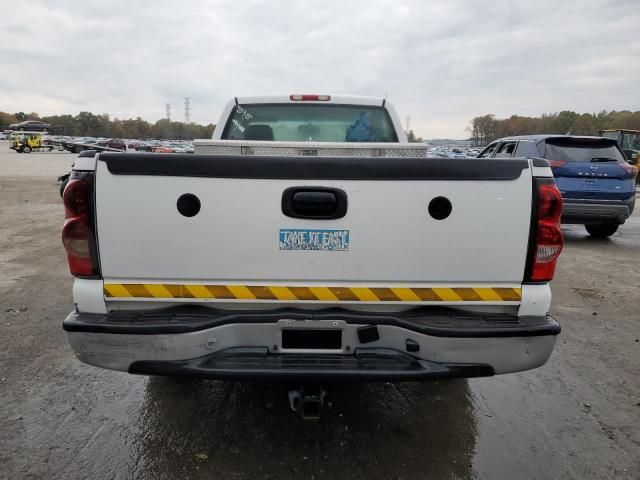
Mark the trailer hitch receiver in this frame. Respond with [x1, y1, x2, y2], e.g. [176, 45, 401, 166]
[288, 385, 329, 420]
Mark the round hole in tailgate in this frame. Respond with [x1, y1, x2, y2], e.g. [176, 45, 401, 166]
[177, 193, 201, 217]
[428, 196, 452, 220]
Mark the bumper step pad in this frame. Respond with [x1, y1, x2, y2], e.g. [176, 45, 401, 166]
[129, 347, 493, 382]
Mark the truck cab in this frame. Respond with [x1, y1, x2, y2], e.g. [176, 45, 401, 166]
[212, 94, 407, 143]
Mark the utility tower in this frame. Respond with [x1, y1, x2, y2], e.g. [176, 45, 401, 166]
[184, 97, 191, 124]
[405, 115, 411, 132]
[165, 103, 172, 139]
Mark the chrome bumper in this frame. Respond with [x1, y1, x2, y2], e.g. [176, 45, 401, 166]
[64, 308, 559, 378]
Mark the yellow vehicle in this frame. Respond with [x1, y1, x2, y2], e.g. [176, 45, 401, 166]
[10, 131, 55, 153]
[600, 129, 640, 162]
[600, 129, 640, 184]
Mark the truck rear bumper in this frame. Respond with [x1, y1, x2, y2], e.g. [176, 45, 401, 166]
[64, 307, 560, 379]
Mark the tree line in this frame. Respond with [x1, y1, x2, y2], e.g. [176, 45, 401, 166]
[4, 109, 638, 144]
[0, 111, 215, 140]
[467, 110, 640, 146]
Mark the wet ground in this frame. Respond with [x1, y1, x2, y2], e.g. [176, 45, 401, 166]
[1, 145, 638, 479]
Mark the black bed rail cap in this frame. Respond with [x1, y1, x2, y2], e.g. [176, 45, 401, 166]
[99, 153, 529, 181]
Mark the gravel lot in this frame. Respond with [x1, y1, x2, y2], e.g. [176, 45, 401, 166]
[1, 143, 638, 479]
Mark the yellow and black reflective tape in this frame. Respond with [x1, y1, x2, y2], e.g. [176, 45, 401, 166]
[103, 284, 522, 302]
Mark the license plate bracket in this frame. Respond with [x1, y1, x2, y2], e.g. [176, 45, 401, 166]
[281, 329, 342, 350]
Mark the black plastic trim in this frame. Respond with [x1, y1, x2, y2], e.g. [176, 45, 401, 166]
[78, 149, 99, 158]
[561, 196, 634, 223]
[405, 339, 420, 353]
[282, 186, 348, 219]
[99, 153, 529, 181]
[524, 177, 541, 281]
[63, 307, 561, 338]
[563, 197, 635, 206]
[532, 158, 550, 167]
[128, 347, 494, 382]
[357, 325, 380, 344]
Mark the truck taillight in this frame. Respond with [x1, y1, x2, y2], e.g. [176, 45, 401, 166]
[526, 179, 563, 282]
[63, 177, 90, 217]
[61, 173, 100, 278]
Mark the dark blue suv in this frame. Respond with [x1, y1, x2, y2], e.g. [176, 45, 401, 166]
[478, 135, 637, 237]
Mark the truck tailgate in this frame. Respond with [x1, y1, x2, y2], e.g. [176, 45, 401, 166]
[95, 154, 532, 305]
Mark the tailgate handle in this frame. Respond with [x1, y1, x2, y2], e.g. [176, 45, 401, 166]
[282, 187, 348, 219]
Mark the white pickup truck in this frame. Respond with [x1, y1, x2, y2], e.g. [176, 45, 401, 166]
[62, 95, 563, 414]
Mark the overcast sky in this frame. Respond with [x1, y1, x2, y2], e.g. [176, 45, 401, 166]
[2, 0, 639, 138]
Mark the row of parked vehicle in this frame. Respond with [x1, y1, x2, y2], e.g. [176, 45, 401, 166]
[3, 121, 197, 153]
[45, 135, 194, 154]
[428, 146, 481, 158]
[3, 132, 196, 155]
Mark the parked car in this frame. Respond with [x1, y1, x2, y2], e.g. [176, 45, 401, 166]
[168, 143, 193, 153]
[95, 138, 126, 151]
[478, 135, 637, 237]
[60, 137, 99, 153]
[61, 94, 563, 418]
[67, 137, 126, 153]
[9, 120, 51, 132]
[132, 141, 153, 152]
[151, 145, 175, 153]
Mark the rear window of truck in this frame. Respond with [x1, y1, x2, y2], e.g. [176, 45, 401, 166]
[221, 104, 398, 143]
[539, 138, 626, 163]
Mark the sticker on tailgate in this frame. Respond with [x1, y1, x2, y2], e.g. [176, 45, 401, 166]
[279, 229, 349, 251]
